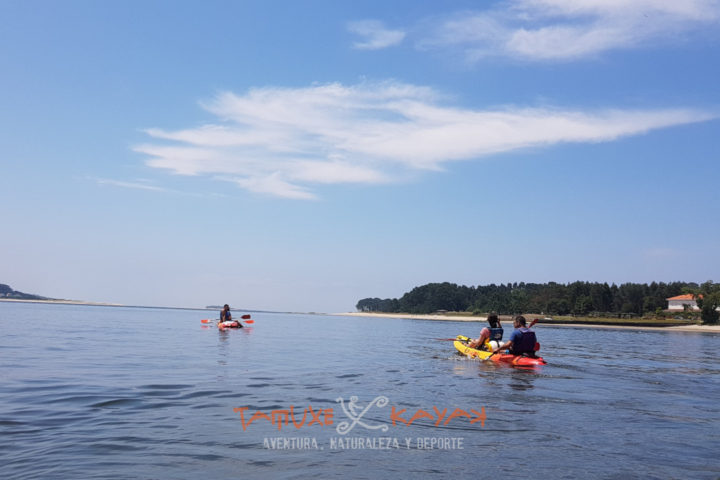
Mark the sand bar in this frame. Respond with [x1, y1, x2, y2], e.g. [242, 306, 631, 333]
[0, 298, 123, 306]
[334, 311, 720, 334]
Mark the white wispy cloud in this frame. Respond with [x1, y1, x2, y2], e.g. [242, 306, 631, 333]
[420, 0, 720, 61]
[94, 177, 223, 198]
[348, 20, 406, 50]
[95, 178, 169, 192]
[134, 81, 714, 200]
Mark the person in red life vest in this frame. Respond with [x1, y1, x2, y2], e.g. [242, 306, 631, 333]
[468, 312, 503, 351]
[493, 315, 538, 357]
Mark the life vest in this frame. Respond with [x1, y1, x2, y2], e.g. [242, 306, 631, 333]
[511, 328, 537, 355]
[482, 327, 504, 350]
[488, 327, 503, 341]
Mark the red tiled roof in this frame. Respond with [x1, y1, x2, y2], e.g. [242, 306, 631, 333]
[666, 294, 702, 301]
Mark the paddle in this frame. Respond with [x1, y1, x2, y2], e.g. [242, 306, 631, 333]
[201, 314, 254, 324]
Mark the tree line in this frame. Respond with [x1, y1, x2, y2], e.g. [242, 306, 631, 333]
[356, 281, 717, 318]
[0, 283, 49, 301]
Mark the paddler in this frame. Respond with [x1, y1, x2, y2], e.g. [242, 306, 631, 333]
[220, 304, 232, 322]
[220, 304, 238, 326]
[493, 315, 537, 357]
[468, 312, 503, 351]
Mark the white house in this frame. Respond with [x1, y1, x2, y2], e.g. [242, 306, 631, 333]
[666, 294, 700, 311]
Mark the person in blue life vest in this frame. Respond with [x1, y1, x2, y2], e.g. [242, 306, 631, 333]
[468, 312, 503, 351]
[220, 304, 236, 325]
[493, 315, 538, 357]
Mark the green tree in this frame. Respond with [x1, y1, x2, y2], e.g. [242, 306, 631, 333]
[547, 298, 571, 315]
[590, 283, 613, 312]
[573, 295, 593, 315]
[696, 281, 720, 325]
[508, 288, 530, 314]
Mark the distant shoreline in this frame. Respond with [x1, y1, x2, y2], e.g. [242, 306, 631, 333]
[334, 311, 720, 333]
[0, 298, 211, 311]
[4, 300, 718, 333]
[0, 298, 123, 307]
[0, 298, 280, 313]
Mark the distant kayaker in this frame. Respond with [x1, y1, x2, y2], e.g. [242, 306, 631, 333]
[493, 315, 538, 357]
[220, 304, 232, 323]
[468, 313, 503, 351]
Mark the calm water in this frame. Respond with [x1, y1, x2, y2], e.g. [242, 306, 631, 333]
[1, 302, 718, 479]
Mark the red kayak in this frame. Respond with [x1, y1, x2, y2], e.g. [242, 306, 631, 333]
[218, 321, 243, 330]
[489, 351, 546, 366]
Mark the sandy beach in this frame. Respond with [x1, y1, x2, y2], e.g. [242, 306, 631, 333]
[335, 311, 720, 334]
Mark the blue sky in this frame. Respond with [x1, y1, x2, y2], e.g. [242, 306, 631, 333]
[1, 0, 719, 312]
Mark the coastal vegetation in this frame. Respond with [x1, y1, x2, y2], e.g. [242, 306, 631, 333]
[696, 281, 720, 324]
[357, 281, 717, 323]
[0, 283, 48, 301]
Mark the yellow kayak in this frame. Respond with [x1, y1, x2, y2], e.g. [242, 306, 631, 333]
[454, 335, 493, 360]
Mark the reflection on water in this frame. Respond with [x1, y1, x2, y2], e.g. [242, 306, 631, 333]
[0, 302, 718, 479]
[507, 371, 536, 391]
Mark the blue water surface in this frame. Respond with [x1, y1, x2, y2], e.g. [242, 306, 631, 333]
[1, 302, 718, 479]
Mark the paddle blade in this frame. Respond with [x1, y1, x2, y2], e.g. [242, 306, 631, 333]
[243, 319, 254, 324]
[201, 319, 212, 323]
[241, 314, 251, 319]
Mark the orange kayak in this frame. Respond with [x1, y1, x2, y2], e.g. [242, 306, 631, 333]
[218, 321, 242, 330]
[454, 335, 546, 366]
